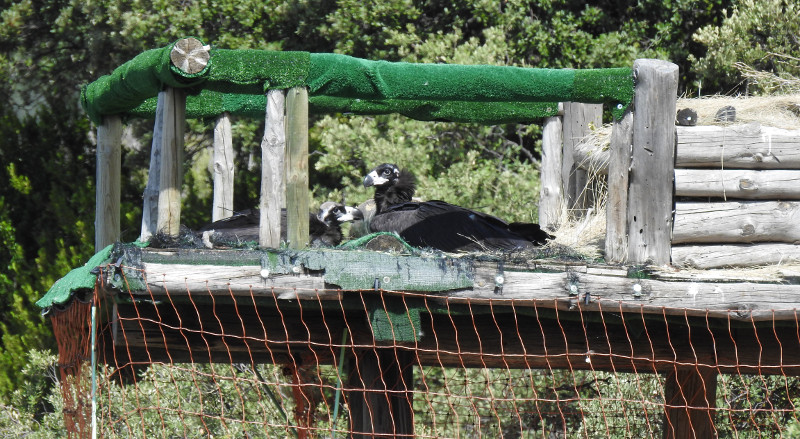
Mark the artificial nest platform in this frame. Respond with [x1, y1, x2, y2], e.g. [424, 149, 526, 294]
[80, 236, 800, 374]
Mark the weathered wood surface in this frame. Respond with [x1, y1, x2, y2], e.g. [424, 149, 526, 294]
[673, 201, 800, 244]
[156, 87, 186, 238]
[212, 112, 234, 221]
[663, 368, 717, 439]
[120, 249, 800, 321]
[562, 102, 602, 216]
[672, 243, 800, 269]
[96, 115, 122, 251]
[260, 89, 286, 248]
[676, 123, 800, 169]
[605, 111, 633, 263]
[140, 93, 164, 242]
[140, 262, 329, 298]
[539, 115, 563, 231]
[675, 169, 800, 199]
[627, 59, 679, 265]
[169, 37, 209, 74]
[285, 87, 309, 249]
[573, 140, 609, 174]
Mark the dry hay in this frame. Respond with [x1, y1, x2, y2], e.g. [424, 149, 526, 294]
[676, 93, 800, 130]
[574, 93, 800, 171]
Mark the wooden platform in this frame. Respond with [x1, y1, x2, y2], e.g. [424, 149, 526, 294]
[98, 245, 800, 375]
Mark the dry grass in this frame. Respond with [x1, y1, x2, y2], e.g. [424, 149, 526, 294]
[676, 93, 800, 129]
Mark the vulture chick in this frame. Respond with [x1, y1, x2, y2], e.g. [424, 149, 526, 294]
[363, 163, 552, 253]
[199, 202, 362, 248]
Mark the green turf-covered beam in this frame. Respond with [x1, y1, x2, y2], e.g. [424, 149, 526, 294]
[80, 38, 634, 125]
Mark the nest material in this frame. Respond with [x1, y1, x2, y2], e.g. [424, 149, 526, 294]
[676, 93, 800, 130]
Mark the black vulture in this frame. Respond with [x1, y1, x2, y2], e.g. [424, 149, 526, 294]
[362, 163, 553, 252]
[198, 201, 363, 248]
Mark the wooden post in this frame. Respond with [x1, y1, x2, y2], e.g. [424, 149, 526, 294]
[95, 115, 122, 251]
[627, 59, 678, 265]
[605, 110, 633, 263]
[140, 93, 165, 243]
[347, 349, 414, 438]
[260, 90, 286, 248]
[212, 112, 234, 221]
[156, 87, 186, 238]
[285, 87, 309, 249]
[562, 102, 602, 218]
[539, 115, 563, 231]
[663, 368, 718, 439]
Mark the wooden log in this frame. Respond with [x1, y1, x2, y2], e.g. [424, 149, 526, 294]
[140, 92, 165, 243]
[260, 89, 286, 248]
[137, 262, 328, 297]
[124, 249, 800, 321]
[156, 87, 186, 238]
[212, 112, 234, 221]
[539, 115, 563, 231]
[672, 243, 800, 269]
[627, 59, 679, 265]
[673, 201, 800, 244]
[676, 123, 800, 169]
[169, 37, 209, 74]
[605, 111, 633, 263]
[662, 368, 718, 439]
[562, 102, 602, 216]
[675, 169, 800, 199]
[285, 87, 310, 249]
[347, 349, 415, 438]
[96, 115, 122, 251]
[573, 140, 609, 174]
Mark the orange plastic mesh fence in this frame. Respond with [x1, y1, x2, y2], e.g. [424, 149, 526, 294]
[52, 265, 800, 438]
[50, 298, 93, 438]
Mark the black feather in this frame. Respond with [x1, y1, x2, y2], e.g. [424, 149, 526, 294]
[198, 202, 362, 248]
[363, 164, 553, 253]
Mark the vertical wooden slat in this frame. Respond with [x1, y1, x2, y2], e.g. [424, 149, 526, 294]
[95, 115, 122, 251]
[663, 368, 718, 439]
[140, 92, 165, 243]
[156, 87, 186, 238]
[562, 102, 603, 218]
[627, 59, 679, 265]
[539, 115, 563, 231]
[605, 110, 634, 263]
[285, 86, 309, 249]
[212, 112, 234, 221]
[260, 89, 286, 248]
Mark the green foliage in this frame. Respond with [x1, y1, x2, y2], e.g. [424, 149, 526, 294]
[690, 0, 800, 94]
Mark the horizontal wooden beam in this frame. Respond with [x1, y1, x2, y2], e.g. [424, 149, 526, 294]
[111, 248, 800, 321]
[673, 201, 800, 244]
[676, 123, 800, 169]
[675, 169, 800, 199]
[672, 243, 800, 269]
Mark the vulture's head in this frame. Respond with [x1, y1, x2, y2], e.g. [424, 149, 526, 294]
[317, 201, 364, 226]
[363, 163, 401, 188]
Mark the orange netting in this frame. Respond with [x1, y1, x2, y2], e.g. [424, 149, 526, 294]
[53, 264, 800, 438]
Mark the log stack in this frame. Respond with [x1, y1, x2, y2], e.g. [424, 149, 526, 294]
[671, 122, 800, 268]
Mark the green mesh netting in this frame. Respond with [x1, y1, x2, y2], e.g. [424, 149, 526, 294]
[81, 38, 634, 124]
[262, 248, 474, 292]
